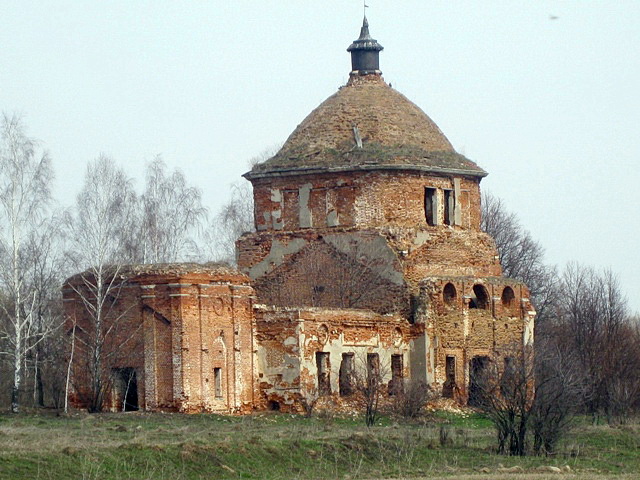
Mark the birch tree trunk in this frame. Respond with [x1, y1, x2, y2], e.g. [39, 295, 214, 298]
[0, 114, 53, 413]
[66, 155, 137, 412]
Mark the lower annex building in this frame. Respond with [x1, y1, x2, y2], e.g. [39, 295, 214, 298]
[63, 18, 535, 413]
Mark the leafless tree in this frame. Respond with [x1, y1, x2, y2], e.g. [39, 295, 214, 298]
[201, 145, 281, 264]
[481, 192, 559, 324]
[607, 321, 640, 419]
[202, 181, 254, 264]
[65, 155, 139, 412]
[392, 379, 434, 419]
[0, 114, 55, 413]
[254, 235, 408, 315]
[530, 336, 585, 455]
[555, 263, 635, 422]
[297, 386, 320, 418]
[472, 346, 533, 456]
[475, 341, 585, 456]
[349, 353, 388, 427]
[481, 193, 639, 423]
[138, 157, 206, 263]
[20, 215, 68, 407]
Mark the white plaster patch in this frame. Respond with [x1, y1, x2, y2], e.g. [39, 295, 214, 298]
[324, 233, 404, 285]
[248, 238, 307, 279]
[413, 230, 430, 247]
[270, 189, 282, 202]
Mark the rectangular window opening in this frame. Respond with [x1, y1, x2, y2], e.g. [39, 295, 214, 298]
[389, 354, 403, 396]
[443, 356, 456, 398]
[444, 189, 454, 226]
[339, 353, 354, 396]
[425, 187, 437, 226]
[367, 353, 380, 381]
[316, 352, 331, 396]
[214, 367, 223, 398]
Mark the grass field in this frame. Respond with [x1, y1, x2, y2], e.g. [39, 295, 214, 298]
[0, 409, 638, 479]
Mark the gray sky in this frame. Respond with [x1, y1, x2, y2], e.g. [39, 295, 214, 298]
[1, 1, 638, 313]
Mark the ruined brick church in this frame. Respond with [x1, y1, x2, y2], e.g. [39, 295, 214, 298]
[64, 18, 535, 413]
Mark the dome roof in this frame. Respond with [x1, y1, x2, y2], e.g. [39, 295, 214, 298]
[247, 74, 486, 179]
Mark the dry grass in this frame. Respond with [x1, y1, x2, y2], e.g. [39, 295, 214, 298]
[0, 410, 638, 479]
[394, 476, 640, 480]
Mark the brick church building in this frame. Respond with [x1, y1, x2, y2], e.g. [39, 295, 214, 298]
[63, 18, 535, 413]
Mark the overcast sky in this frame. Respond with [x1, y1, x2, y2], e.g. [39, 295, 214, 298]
[1, 1, 638, 313]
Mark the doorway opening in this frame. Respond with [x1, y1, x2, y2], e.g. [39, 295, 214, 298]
[468, 356, 490, 407]
[443, 355, 456, 398]
[114, 367, 138, 411]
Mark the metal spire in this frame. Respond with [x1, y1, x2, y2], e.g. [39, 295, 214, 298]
[347, 13, 383, 74]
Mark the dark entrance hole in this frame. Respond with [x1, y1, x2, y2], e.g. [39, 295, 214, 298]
[114, 368, 139, 411]
[468, 356, 490, 407]
[443, 355, 456, 398]
[367, 353, 380, 381]
[444, 189, 454, 226]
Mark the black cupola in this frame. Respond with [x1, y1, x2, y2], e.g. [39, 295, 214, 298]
[347, 16, 384, 74]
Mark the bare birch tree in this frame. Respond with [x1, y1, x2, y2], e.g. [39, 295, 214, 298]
[138, 157, 206, 263]
[65, 155, 138, 412]
[202, 181, 254, 264]
[202, 145, 281, 264]
[20, 214, 67, 407]
[0, 114, 54, 412]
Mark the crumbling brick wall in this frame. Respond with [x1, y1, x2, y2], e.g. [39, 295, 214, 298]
[245, 231, 410, 315]
[419, 276, 535, 402]
[239, 168, 501, 317]
[250, 171, 481, 233]
[63, 282, 146, 412]
[254, 306, 415, 412]
[63, 265, 256, 414]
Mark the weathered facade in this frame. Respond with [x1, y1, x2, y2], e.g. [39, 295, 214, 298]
[64, 18, 535, 413]
[63, 264, 256, 413]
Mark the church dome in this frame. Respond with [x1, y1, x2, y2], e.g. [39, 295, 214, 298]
[247, 19, 486, 180]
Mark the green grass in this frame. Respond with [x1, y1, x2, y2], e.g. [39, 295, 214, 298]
[0, 410, 638, 479]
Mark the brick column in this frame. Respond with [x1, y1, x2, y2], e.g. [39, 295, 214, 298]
[141, 284, 157, 410]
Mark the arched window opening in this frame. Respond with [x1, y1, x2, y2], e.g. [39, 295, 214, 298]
[501, 286, 515, 308]
[469, 284, 489, 310]
[443, 283, 457, 306]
